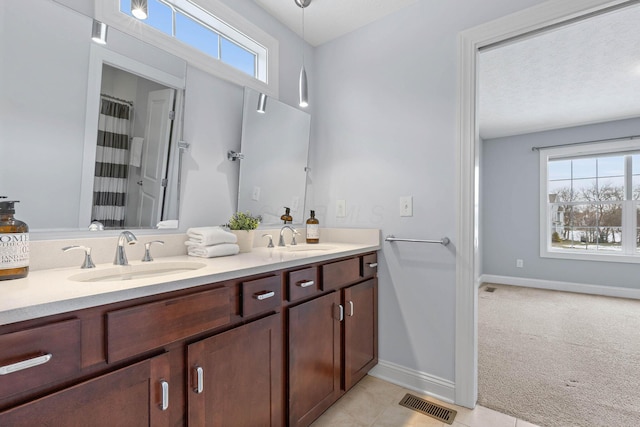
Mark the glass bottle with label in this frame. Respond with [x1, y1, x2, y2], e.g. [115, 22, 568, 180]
[306, 210, 319, 244]
[0, 198, 29, 280]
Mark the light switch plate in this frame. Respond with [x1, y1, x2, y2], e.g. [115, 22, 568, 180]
[252, 186, 261, 201]
[400, 196, 413, 217]
[336, 199, 346, 217]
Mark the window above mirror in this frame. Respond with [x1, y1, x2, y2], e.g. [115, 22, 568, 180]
[97, 0, 279, 96]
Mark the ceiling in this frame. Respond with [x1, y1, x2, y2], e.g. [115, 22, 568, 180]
[479, 3, 640, 139]
[255, 1, 640, 141]
[254, 0, 418, 47]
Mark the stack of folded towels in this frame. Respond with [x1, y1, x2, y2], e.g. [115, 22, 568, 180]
[185, 226, 239, 258]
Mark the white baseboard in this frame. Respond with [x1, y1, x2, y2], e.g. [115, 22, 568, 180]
[368, 360, 455, 404]
[480, 274, 640, 300]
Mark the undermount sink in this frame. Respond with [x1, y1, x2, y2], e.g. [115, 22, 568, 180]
[279, 244, 337, 252]
[68, 261, 207, 283]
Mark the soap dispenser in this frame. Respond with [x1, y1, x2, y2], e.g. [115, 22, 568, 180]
[306, 210, 319, 244]
[0, 197, 29, 280]
[280, 207, 293, 224]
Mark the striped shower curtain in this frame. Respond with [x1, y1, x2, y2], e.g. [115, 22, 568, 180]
[92, 97, 131, 228]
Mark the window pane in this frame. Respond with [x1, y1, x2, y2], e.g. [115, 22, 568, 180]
[598, 177, 624, 201]
[633, 155, 640, 200]
[175, 12, 219, 59]
[146, 0, 174, 36]
[637, 205, 640, 252]
[572, 178, 596, 201]
[597, 156, 624, 177]
[221, 37, 256, 77]
[548, 180, 573, 201]
[572, 158, 596, 179]
[548, 159, 572, 180]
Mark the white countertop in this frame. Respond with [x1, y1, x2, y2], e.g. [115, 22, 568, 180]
[0, 241, 379, 326]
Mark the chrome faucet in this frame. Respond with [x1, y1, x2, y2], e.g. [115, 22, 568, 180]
[114, 231, 138, 265]
[278, 226, 299, 247]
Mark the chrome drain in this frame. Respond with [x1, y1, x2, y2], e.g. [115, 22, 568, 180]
[484, 286, 496, 292]
[399, 393, 457, 424]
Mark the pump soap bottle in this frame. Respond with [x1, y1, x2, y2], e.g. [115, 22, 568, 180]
[0, 197, 29, 280]
[280, 207, 293, 224]
[306, 210, 319, 244]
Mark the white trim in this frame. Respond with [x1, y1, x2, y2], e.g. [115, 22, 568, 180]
[456, 0, 627, 410]
[369, 360, 456, 404]
[96, 0, 279, 97]
[480, 274, 640, 300]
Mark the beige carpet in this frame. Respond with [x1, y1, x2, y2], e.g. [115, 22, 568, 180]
[478, 283, 640, 427]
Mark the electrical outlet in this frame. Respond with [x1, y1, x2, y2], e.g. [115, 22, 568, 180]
[516, 259, 524, 268]
[336, 200, 346, 218]
[400, 196, 413, 217]
[252, 186, 261, 201]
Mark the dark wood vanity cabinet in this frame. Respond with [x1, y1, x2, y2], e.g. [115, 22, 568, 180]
[0, 251, 377, 427]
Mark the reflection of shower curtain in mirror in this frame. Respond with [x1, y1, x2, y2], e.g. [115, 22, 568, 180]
[92, 97, 132, 228]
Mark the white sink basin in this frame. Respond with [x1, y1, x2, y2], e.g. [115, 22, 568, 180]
[279, 244, 337, 252]
[68, 261, 207, 282]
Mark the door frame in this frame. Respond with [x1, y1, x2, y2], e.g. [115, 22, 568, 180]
[454, 0, 628, 408]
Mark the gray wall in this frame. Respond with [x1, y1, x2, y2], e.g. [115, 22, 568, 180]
[311, 0, 545, 387]
[482, 117, 640, 289]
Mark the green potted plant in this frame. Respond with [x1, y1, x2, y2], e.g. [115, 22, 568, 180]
[226, 211, 261, 252]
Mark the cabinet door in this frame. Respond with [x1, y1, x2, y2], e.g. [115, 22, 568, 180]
[187, 313, 283, 427]
[0, 353, 171, 427]
[288, 291, 341, 427]
[343, 279, 378, 391]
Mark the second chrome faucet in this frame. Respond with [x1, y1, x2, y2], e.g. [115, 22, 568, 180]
[114, 231, 138, 265]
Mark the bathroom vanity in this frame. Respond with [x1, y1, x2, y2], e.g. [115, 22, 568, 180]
[0, 236, 379, 426]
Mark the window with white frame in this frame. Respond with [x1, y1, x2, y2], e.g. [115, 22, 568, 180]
[97, 0, 278, 95]
[540, 140, 640, 263]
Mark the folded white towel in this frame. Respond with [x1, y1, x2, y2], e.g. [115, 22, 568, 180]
[187, 243, 239, 258]
[156, 219, 178, 229]
[186, 226, 237, 246]
[129, 137, 144, 167]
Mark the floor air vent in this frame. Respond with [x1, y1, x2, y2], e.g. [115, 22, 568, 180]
[398, 393, 457, 424]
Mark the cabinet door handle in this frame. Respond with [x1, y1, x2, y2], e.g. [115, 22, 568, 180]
[0, 353, 52, 375]
[254, 291, 275, 300]
[194, 366, 204, 394]
[339, 304, 344, 321]
[298, 280, 315, 288]
[160, 380, 169, 411]
[348, 300, 354, 317]
[368, 262, 378, 268]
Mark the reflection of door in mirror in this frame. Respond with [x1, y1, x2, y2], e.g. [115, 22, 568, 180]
[93, 65, 176, 229]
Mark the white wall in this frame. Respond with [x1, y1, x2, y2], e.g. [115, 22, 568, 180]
[311, 0, 546, 397]
[482, 117, 640, 290]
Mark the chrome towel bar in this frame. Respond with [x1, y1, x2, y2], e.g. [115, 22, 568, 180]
[385, 235, 450, 246]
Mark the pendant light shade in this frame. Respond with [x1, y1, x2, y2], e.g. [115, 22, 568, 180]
[299, 66, 308, 108]
[295, 0, 311, 108]
[91, 20, 108, 45]
[131, 0, 148, 20]
[257, 93, 267, 113]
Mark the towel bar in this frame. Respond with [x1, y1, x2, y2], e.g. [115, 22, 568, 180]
[385, 235, 450, 246]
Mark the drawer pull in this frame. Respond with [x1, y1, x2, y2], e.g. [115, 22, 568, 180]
[194, 366, 204, 394]
[348, 300, 354, 317]
[298, 280, 315, 288]
[160, 380, 169, 410]
[368, 262, 378, 268]
[254, 291, 275, 300]
[0, 353, 52, 375]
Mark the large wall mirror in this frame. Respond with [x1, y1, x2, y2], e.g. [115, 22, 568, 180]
[237, 88, 311, 225]
[1, 0, 186, 234]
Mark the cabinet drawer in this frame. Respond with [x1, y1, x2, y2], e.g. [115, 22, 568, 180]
[321, 257, 360, 291]
[361, 253, 378, 279]
[287, 267, 318, 302]
[241, 276, 281, 317]
[0, 319, 81, 401]
[106, 287, 230, 363]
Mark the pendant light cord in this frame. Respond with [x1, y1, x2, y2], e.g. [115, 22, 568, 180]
[301, 5, 305, 66]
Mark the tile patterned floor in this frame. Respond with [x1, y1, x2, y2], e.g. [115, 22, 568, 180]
[310, 375, 540, 427]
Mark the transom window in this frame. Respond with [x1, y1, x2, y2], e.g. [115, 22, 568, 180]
[540, 140, 640, 263]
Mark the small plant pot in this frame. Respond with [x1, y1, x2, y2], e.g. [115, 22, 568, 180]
[231, 230, 255, 253]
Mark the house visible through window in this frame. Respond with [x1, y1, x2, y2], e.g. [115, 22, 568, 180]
[119, 0, 261, 79]
[540, 140, 640, 263]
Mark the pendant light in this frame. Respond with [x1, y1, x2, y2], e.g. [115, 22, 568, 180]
[257, 93, 267, 114]
[131, 0, 148, 20]
[91, 20, 108, 45]
[295, 0, 311, 108]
